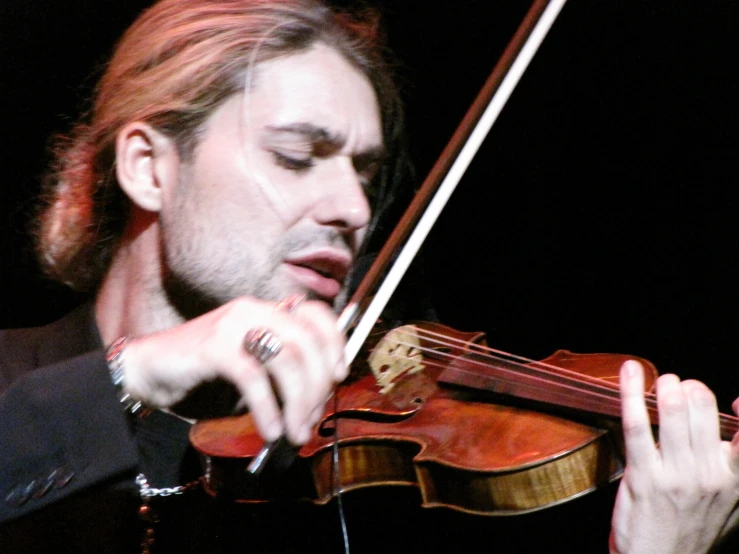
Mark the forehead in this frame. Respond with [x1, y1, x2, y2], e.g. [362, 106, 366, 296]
[245, 43, 383, 152]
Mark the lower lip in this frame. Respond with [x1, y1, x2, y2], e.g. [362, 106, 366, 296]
[284, 264, 342, 299]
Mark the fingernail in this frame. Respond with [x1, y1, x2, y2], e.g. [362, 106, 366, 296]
[622, 360, 637, 377]
[691, 386, 713, 407]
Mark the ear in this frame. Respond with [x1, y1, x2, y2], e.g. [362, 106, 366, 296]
[115, 122, 180, 212]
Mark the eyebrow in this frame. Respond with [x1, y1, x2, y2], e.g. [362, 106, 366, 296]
[265, 122, 340, 144]
[264, 122, 386, 161]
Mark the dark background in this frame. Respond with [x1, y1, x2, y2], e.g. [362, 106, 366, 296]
[2, 0, 739, 550]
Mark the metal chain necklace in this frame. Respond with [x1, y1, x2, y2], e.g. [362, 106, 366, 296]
[136, 473, 201, 554]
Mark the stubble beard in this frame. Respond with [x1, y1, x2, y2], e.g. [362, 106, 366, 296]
[161, 230, 354, 321]
[161, 244, 282, 322]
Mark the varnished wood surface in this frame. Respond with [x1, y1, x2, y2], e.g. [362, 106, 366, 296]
[192, 323, 653, 514]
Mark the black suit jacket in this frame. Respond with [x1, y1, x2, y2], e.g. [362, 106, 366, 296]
[0, 305, 147, 552]
[0, 304, 140, 520]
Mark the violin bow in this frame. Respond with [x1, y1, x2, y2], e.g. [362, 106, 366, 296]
[339, 0, 567, 359]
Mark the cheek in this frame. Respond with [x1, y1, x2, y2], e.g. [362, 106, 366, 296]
[188, 141, 306, 235]
[216, 190, 294, 260]
[245, 159, 312, 224]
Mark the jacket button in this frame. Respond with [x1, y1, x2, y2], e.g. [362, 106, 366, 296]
[33, 474, 56, 498]
[51, 466, 75, 488]
[5, 481, 34, 507]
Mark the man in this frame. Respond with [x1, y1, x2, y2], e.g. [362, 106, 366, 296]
[2, 1, 739, 553]
[0, 0, 404, 551]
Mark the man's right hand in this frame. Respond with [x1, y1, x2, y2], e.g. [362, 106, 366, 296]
[119, 296, 348, 445]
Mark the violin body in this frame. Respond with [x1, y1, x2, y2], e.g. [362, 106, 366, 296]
[190, 322, 658, 515]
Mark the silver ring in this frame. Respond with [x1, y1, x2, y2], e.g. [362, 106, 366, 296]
[275, 293, 306, 313]
[243, 328, 283, 364]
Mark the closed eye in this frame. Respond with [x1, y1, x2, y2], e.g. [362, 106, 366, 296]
[272, 151, 314, 172]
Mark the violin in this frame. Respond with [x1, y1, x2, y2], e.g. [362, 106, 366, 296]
[182, 0, 739, 534]
[192, 0, 739, 516]
[190, 321, 739, 515]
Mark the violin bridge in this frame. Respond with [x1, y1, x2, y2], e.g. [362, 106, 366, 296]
[368, 324, 425, 394]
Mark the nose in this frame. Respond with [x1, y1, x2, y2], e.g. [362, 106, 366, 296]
[311, 158, 372, 231]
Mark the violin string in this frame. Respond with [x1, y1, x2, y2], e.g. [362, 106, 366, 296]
[407, 328, 659, 413]
[392, 328, 739, 432]
[410, 327, 629, 389]
[373, 326, 630, 396]
[397, 336, 630, 416]
[368, 326, 739, 433]
[412, 327, 655, 400]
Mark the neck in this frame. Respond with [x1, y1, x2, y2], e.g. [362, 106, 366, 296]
[95, 216, 183, 345]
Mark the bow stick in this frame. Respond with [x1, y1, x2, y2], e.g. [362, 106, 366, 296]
[339, 0, 568, 361]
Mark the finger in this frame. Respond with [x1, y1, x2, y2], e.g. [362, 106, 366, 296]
[267, 308, 336, 443]
[223, 296, 341, 444]
[620, 360, 658, 469]
[728, 432, 739, 473]
[683, 380, 722, 473]
[311, 401, 327, 428]
[297, 300, 348, 381]
[231, 358, 284, 442]
[732, 397, 739, 472]
[268, 355, 311, 444]
[656, 373, 692, 469]
[288, 301, 346, 403]
[721, 508, 739, 545]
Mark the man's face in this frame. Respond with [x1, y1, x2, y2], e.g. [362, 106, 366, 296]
[160, 43, 383, 316]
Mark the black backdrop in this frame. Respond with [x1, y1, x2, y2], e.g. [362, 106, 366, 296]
[3, 1, 739, 549]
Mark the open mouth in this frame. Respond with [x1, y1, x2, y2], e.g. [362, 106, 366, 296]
[284, 251, 351, 299]
[294, 259, 348, 282]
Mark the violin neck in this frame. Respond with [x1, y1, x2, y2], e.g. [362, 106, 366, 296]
[437, 357, 739, 441]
